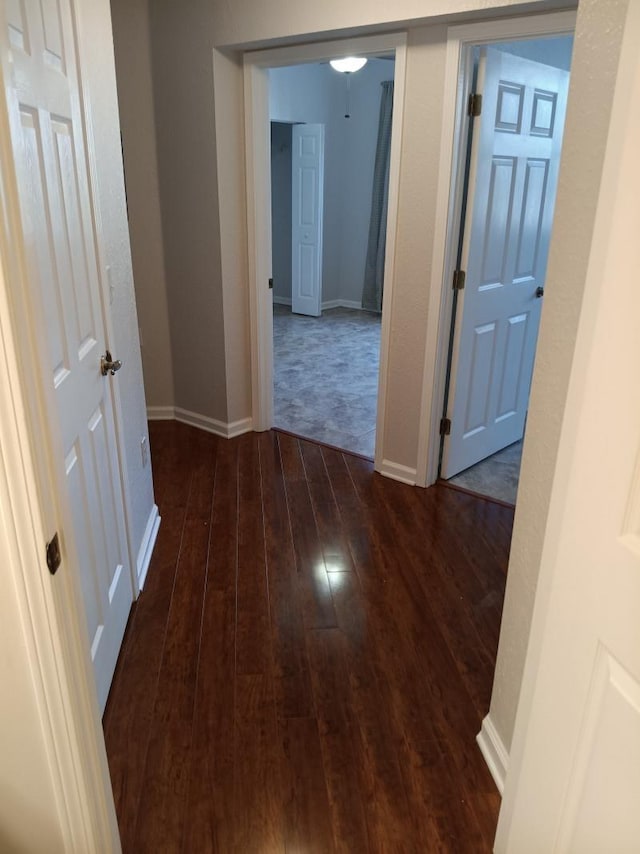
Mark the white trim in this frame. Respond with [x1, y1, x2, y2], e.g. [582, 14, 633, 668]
[136, 504, 161, 590]
[226, 417, 254, 438]
[477, 714, 509, 795]
[414, 10, 577, 488]
[147, 405, 176, 420]
[147, 406, 254, 439]
[244, 32, 408, 465]
[322, 298, 363, 310]
[274, 296, 364, 310]
[378, 459, 417, 486]
[174, 407, 254, 439]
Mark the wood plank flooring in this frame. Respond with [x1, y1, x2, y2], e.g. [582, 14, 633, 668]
[103, 421, 513, 853]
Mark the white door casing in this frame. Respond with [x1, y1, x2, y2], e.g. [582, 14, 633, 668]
[291, 122, 324, 316]
[496, 4, 640, 848]
[442, 47, 569, 479]
[4, 0, 133, 713]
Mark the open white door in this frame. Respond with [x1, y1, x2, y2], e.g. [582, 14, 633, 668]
[496, 11, 640, 848]
[291, 122, 324, 316]
[442, 48, 569, 479]
[3, 0, 133, 712]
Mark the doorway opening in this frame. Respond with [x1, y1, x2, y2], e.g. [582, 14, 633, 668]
[243, 33, 407, 472]
[439, 34, 574, 505]
[268, 57, 395, 458]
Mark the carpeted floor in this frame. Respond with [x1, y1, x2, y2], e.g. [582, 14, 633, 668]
[273, 304, 381, 458]
[447, 439, 523, 505]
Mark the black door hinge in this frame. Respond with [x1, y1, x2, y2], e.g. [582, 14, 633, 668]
[468, 92, 482, 117]
[452, 269, 466, 291]
[268, 278, 273, 290]
[46, 532, 62, 575]
[440, 417, 451, 437]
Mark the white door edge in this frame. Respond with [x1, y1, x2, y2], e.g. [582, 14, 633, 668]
[414, 10, 577, 488]
[242, 32, 408, 472]
[74, 7, 142, 599]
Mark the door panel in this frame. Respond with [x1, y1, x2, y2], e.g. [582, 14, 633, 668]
[481, 156, 517, 287]
[291, 123, 324, 316]
[443, 47, 569, 479]
[514, 159, 548, 281]
[4, 0, 133, 712]
[497, 312, 528, 418]
[465, 321, 497, 438]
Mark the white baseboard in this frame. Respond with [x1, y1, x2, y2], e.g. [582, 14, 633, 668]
[174, 407, 253, 439]
[477, 714, 509, 795]
[147, 405, 175, 420]
[136, 504, 160, 591]
[273, 296, 363, 311]
[377, 459, 417, 486]
[146, 406, 253, 439]
[322, 298, 363, 310]
[226, 417, 254, 438]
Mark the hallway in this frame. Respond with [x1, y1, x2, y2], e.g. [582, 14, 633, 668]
[103, 421, 513, 852]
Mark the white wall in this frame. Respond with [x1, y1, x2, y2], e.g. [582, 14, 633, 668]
[488, 0, 628, 756]
[0, 564, 65, 852]
[270, 59, 394, 308]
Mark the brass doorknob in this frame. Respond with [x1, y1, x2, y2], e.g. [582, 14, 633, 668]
[101, 350, 123, 376]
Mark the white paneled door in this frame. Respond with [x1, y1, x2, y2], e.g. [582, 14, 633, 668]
[442, 47, 569, 479]
[291, 123, 324, 316]
[3, 0, 133, 712]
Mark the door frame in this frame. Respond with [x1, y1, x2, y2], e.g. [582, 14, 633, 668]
[243, 33, 407, 468]
[414, 10, 577, 488]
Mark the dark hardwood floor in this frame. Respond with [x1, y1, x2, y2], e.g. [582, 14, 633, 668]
[103, 421, 513, 853]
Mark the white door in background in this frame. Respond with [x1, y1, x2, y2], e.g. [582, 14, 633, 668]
[496, 13, 640, 846]
[291, 123, 324, 316]
[442, 47, 569, 479]
[4, 0, 133, 712]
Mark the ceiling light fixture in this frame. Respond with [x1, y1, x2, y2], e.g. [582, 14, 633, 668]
[330, 57, 368, 119]
[329, 57, 368, 74]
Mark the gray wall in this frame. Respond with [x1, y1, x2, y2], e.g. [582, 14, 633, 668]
[148, 0, 229, 422]
[111, 0, 174, 412]
[270, 122, 293, 301]
[497, 35, 573, 70]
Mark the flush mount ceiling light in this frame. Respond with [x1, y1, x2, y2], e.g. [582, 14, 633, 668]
[329, 57, 368, 73]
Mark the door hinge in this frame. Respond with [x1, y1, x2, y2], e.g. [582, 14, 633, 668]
[440, 417, 451, 437]
[468, 92, 482, 117]
[46, 532, 62, 575]
[268, 278, 273, 290]
[452, 269, 466, 291]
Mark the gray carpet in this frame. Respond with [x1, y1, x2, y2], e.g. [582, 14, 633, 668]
[273, 304, 381, 458]
[447, 440, 523, 505]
